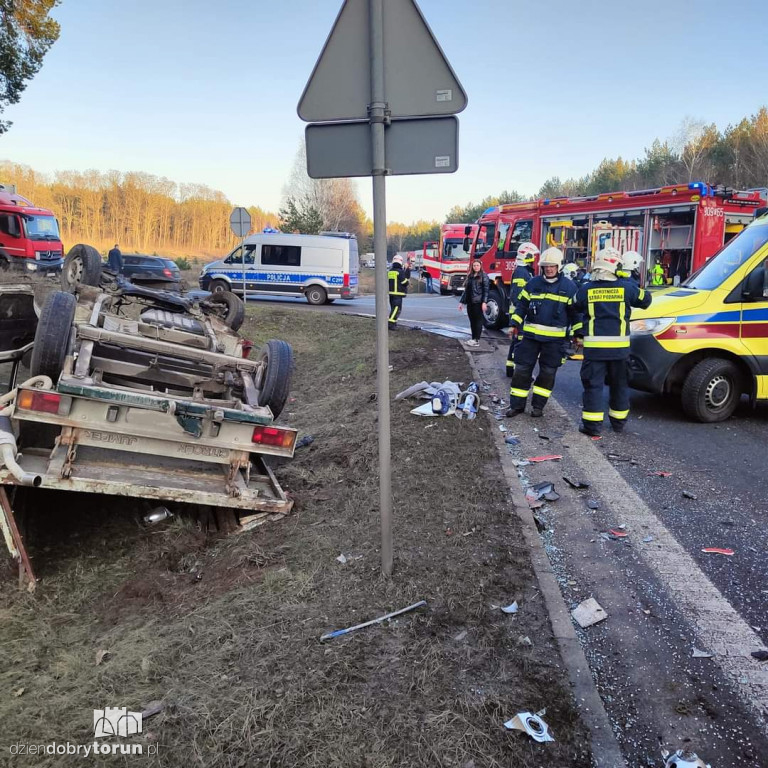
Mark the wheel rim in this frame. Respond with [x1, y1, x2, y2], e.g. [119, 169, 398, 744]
[310, 289, 321, 302]
[212, 283, 226, 294]
[705, 374, 731, 410]
[484, 298, 499, 324]
[67, 256, 83, 285]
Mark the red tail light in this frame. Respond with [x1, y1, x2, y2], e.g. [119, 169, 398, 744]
[241, 340, 253, 359]
[162, 268, 173, 277]
[18, 390, 62, 414]
[343, 272, 349, 287]
[252, 426, 296, 449]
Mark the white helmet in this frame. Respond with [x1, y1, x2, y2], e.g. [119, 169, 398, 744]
[539, 247, 564, 270]
[392, 254, 404, 266]
[592, 246, 622, 275]
[562, 263, 578, 278]
[621, 250, 643, 272]
[516, 242, 540, 264]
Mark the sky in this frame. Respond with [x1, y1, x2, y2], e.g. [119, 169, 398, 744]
[2, 0, 768, 224]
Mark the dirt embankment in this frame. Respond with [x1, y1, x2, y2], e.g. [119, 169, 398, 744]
[0, 307, 589, 767]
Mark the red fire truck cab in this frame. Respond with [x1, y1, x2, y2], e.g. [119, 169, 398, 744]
[0, 190, 64, 273]
[468, 182, 765, 328]
[423, 223, 477, 294]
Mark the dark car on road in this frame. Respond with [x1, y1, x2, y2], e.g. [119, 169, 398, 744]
[119, 254, 182, 291]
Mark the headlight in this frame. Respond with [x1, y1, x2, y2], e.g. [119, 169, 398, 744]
[630, 317, 674, 336]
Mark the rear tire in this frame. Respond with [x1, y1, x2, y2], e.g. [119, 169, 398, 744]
[208, 279, 230, 295]
[256, 340, 293, 418]
[306, 285, 327, 305]
[483, 286, 507, 330]
[61, 244, 102, 292]
[203, 290, 245, 331]
[29, 291, 76, 382]
[681, 358, 742, 423]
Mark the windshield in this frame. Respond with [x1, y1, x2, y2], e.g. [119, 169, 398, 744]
[23, 214, 60, 241]
[684, 220, 768, 291]
[443, 238, 469, 262]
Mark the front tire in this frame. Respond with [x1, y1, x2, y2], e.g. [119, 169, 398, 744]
[30, 291, 76, 382]
[306, 285, 327, 305]
[61, 244, 102, 291]
[483, 286, 507, 330]
[202, 290, 245, 331]
[256, 340, 293, 418]
[681, 358, 743, 423]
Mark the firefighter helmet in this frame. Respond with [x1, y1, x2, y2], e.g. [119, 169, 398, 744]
[562, 263, 578, 278]
[621, 250, 643, 272]
[516, 242, 539, 264]
[592, 247, 622, 275]
[392, 254, 403, 266]
[539, 247, 564, 270]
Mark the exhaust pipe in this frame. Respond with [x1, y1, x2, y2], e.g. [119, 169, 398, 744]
[0, 417, 42, 488]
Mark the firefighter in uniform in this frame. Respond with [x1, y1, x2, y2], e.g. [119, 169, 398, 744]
[617, 250, 643, 284]
[572, 247, 652, 435]
[506, 247, 580, 418]
[505, 242, 539, 377]
[651, 258, 665, 286]
[388, 255, 409, 328]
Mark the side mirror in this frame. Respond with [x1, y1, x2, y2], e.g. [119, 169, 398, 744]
[462, 236, 470, 252]
[743, 266, 766, 300]
[464, 225, 472, 236]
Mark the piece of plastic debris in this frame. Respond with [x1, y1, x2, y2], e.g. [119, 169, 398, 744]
[538, 433, 550, 441]
[563, 477, 590, 489]
[140, 700, 165, 720]
[751, 650, 768, 662]
[143, 506, 173, 525]
[498, 423, 508, 432]
[543, 491, 560, 502]
[504, 435, 520, 445]
[95, 649, 111, 666]
[320, 600, 427, 641]
[599, 533, 612, 541]
[661, 749, 711, 768]
[395, 381, 431, 400]
[648, 471, 672, 477]
[296, 435, 315, 448]
[479, 405, 489, 411]
[512, 459, 530, 467]
[503, 711, 555, 743]
[608, 529, 628, 538]
[411, 402, 440, 416]
[682, 490, 697, 499]
[607, 453, 629, 461]
[692, 647, 713, 658]
[591, 435, 602, 441]
[642, 535, 654, 543]
[501, 602, 519, 614]
[526, 455, 563, 463]
[587, 500, 600, 510]
[526, 481, 554, 500]
[13, 687, 24, 697]
[571, 598, 608, 628]
[335, 554, 348, 564]
[532, 514, 548, 532]
[453, 630, 468, 642]
[701, 547, 734, 556]
[456, 382, 480, 420]
[517, 635, 533, 647]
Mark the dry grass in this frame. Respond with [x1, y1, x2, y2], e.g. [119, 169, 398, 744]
[0, 308, 590, 767]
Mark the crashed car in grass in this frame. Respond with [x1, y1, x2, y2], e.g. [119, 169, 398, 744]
[0, 245, 297, 579]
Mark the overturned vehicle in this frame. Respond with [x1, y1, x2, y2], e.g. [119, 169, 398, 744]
[0, 245, 296, 583]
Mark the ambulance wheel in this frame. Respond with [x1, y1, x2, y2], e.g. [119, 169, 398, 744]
[681, 358, 742, 423]
[483, 287, 507, 330]
[256, 340, 293, 418]
[306, 285, 326, 305]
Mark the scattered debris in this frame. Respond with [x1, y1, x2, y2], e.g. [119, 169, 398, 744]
[563, 476, 590, 489]
[590, 435, 602, 441]
[526, 455, 563, 463]
[320, 600, 427, 641]
[571, 598, 608, 628]
[453, 630, 468, 642]
[587, 500, 600, 510]
[532, 514, 548, 532]
[512, 459, 530, 468]
[607, 453, 630, 461]
[682, 490, 697, 500]
[598, 533, 612, 541]
[642, 535, 654, 543]
[701, 547, 734, 556]
[501, 602, 519, 614]
[538, 433, 551, 441]
[456, 382, 480, 420]
[503, 710, 555, 743]
[395, 381, 431, 400]
[296, 435, 315, 449]
[648, 471, 672, 477]
[692, 647, 713, 659]
[608, 529, 628, 538]
[661, 748, 711, 768]
[526, 481, 554, 501]
[13, 687, 24, 697]
[543, 491, 560, 502]
[95, 649, 111, 666]
[504, 435, 520, 445]
[516, 635, 533, 647]
[143, 506, 173, 525]
[335, 554, 348, 564]
[751, 650, 768, 662]
[498, 423, 508, 432]
[140, 700, 165, 720]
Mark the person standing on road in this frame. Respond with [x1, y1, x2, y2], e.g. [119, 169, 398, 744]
[618, 250, 643, 285]
[651, 258, 665, 286]
[505, 247, 579, 418]
[107, 243, 123, 274]
[505, 241, 539, 377]
[388, 254, 409, 329]
[422, 267, 434, 293]
[458, 259, 489, 347]
[572, 247, 652, 435]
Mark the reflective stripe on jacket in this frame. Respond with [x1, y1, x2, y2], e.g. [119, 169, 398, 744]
[509, 274, 579, 342]
[508, 265, 534, 311]
[388, 264, 409, 296]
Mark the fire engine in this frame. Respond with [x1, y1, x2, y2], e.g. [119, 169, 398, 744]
[0, 185, 64, 273]
[422, 223, 477, 294]
[466, 182, 765, 328]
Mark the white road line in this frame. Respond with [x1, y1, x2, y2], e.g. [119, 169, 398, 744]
[548, 395, 768, 728]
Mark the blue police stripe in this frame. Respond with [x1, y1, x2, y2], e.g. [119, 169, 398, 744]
[211, 271, 344, 286]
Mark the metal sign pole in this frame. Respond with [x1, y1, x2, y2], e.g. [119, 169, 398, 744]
[241, 232, 247, 302]
[370, 0, 392, 577]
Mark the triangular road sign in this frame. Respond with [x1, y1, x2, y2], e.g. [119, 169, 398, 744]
[298, 0, 467, 123]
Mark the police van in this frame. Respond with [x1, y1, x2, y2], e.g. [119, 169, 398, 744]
[199, 232, 359, 305]
[628, 209, 768, 422]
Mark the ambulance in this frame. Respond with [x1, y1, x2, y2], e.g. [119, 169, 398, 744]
[628, 209, 768, 422]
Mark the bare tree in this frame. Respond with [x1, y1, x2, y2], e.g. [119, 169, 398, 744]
[673, 117, 719, 182]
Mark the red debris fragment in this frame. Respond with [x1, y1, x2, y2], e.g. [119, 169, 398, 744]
[526, 455, 563, 463]
[701, 547, 734, 556]
[608, 529, 628, 538]
[648, 471, 672, 477]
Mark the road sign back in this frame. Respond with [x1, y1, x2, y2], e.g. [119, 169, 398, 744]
[298, 0, 467, 123]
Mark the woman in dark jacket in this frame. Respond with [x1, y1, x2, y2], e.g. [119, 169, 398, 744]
[459, 259, 489, 346]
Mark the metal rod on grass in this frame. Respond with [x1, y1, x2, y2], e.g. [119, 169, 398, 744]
[320, 600, 427, 641]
